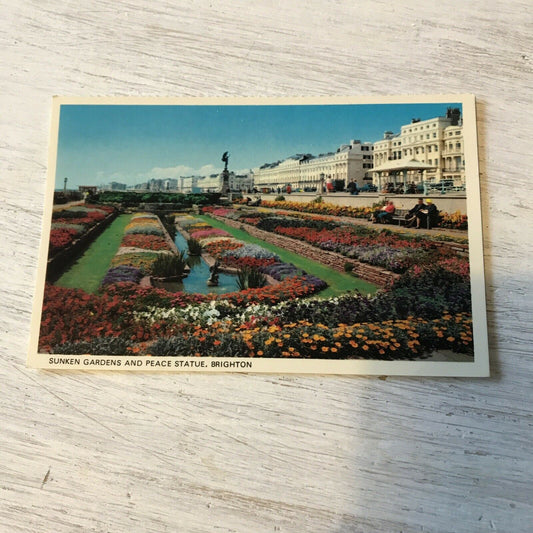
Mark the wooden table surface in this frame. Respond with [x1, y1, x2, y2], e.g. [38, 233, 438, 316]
[1, 1, 531, 531]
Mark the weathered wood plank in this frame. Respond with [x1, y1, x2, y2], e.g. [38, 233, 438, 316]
[1, 1, 532, 531]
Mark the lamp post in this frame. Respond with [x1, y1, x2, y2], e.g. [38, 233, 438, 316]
[63, 177, 68, 194]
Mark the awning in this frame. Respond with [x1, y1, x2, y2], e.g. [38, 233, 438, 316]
[371, 159, 436, 173]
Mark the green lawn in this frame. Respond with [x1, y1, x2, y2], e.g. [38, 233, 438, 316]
[199, 215, 378, 297]
[55, 214, 133, 293]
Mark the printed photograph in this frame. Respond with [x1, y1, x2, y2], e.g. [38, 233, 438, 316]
[29, 96, 489, 375]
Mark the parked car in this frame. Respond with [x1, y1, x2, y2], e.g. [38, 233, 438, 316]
[360, 184, 377, 192]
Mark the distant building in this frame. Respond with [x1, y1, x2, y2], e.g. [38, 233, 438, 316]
[101, 181, 127, 191]
[177, 171, 253, 193]
[78, 185, 97, 195]
[253, 140, 374, 192]
[229, 172, 254, 192]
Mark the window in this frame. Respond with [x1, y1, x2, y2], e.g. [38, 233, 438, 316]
[455, 131, 461, 135]
[433, 132, 437, 138]
[434, 145, 438, 151]
[456, 142, 461, 149]
[426, 134, 430, 139]
[428, 145, 432, 153]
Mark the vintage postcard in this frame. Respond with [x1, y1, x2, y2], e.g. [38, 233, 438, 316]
[28, 95, 489, 375]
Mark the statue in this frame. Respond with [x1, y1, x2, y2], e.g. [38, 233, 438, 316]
[220, 151, 230, 195]
[222, 151, 229, 171]
[207, 260, 220, 286]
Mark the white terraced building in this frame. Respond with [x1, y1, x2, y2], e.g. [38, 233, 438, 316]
[178, 172, 253, 193]
[252, 140, 374, 192]
[372, 108, 465, 187]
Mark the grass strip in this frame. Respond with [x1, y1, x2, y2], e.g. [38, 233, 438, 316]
[198, 215, 378, 297]
[55, 214, 133, 293]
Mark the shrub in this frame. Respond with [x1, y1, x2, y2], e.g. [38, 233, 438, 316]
[187, 238, 203, 256]
[53, 337, 133, 355]
[237, 267, 267, 290]
[275, 195, 285, 202]
[344, 262, 354, 273]
[151, 252, 188, 278]
[150, 332, 250, 357]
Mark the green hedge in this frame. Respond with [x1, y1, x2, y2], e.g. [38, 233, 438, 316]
[93, 191, 221, 207]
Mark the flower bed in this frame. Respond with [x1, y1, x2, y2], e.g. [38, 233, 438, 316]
[252, 199, 468, 230]
[41, 208, 473, 360]
[101, 266, 144, 286]
[121, 233, 170, 251]
[102, 213, 175, 283]
[209, 209, 449, 274]
[203, 239, 244, 257]
[48, 204, 115, 256]
[189, 228, 231, 240]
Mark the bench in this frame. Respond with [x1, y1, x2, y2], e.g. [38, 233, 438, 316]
[372, 207, 441, 229]
[389, 208, 441, 229]
[390, 209, 411, 226]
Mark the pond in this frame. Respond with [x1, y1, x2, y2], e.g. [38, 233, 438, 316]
[153, 230, 239, 295]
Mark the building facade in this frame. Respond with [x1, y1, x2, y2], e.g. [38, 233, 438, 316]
[253, 140, 374, 192]
[372, 108, 465, 186]
[178, 172, 253, 193]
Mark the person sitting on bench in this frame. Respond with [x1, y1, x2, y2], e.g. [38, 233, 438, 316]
[406, 198, 426, 227]
[371, 201, 395, 223]
[415, 199, 438, 229]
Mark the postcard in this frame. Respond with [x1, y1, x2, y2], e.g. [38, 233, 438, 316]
[28, 95, 489, 375]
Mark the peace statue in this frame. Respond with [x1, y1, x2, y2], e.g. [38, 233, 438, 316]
[221, 151, 229, 171]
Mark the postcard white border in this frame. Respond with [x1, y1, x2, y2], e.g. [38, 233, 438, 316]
[28, 94, 489, 376]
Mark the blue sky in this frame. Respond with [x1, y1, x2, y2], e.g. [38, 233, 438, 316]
[55, 102, 461, 189]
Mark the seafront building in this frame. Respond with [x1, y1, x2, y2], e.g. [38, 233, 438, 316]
[252, 140, 374, 192]
[372, 108, 465, 187]
[100, 108, 465, 196]
[178, 172, 253, 193]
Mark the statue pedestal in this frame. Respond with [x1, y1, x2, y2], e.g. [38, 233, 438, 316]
[220, 169, 230, 195]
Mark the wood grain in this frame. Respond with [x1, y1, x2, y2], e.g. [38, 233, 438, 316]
[1, 1, 532, 531]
